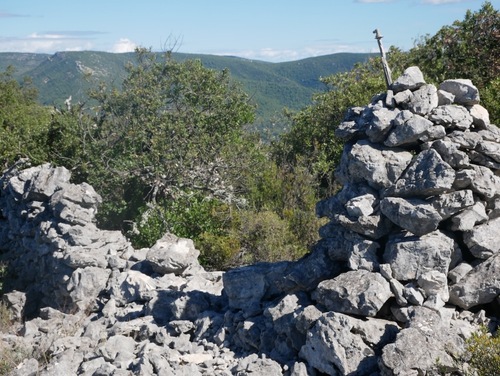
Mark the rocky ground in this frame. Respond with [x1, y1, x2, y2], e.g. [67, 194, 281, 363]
[1, 66, 500, 375]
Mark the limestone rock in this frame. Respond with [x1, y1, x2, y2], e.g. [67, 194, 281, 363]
[449, 252, 500, 309]
[463, 217, 500, 259]
[312, 269, 392, 317]
[439, 79, 480, 105]
[337, 140, 413, 190]
[429, 105, 473, 130]
[380, 196, 442, 236]
[146, 233, 200, 275]
[391, 66, 425, 93]
[384, 111, 434, 147]
[300, 311, 398, 376]
[406, 84, 438, 116]
[384, 230, 459, 281]
[450, 201, 488, 231]
[388, 149, 456, 197]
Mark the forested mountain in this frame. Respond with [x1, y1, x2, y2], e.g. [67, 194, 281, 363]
[0, 51, 373, 134]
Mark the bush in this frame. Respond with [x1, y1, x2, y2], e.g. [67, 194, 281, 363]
[196, 232, 241, 270]
[239, 210, 306, 264]
[466, 326, 500, 375]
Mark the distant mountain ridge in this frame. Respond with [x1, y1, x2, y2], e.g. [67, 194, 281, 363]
[0, 51, 374, 134]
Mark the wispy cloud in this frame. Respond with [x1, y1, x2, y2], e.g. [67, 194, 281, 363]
[214, 41, 373, 63]
[0, 11, 27, 18]
[421, 0, 468, 4]
[0, 31, 97, 53]
[110, 38, 137, 53]
[355, 0, 394, 3]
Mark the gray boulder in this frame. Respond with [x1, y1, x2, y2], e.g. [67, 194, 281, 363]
[430, 189, 475, 219]
[450, 201, 488, 231]
[146, 233, 200, 275]
[366, 107, 400, 143]
[391, 66, 425, 93]
[300, 311, 398, 376]
[429, 105, 473, 130]
[313, 270, 392, 317]
[469, 103, 491, 129]
[380, 196, 442, 236]
[384, 111, 434, 147]
[337, 140, 413, 190]
[384, 230, 459, 281]
[406, 84, 438, 116]
[380, 306, 473, 375]
[469, 164, 500, 199]
[439, 79, 480, 105]
[463, 217, 500, 259]
[388, 149, 455, 197]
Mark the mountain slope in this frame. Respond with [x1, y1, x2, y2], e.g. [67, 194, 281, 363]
[0, 51, 374, 134]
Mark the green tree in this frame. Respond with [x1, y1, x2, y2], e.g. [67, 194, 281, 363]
[86, 48, 257, 228]
[0, 67, 52, 167]
[408, 1, 499, 123]
[272, 50, 408, 198]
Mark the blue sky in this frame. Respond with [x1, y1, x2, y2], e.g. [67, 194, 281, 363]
[0, 0, 495, 62]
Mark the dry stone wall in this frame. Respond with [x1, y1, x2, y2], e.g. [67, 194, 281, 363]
[0, 66, 499, 375]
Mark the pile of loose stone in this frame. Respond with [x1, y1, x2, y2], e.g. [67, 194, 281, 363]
[0, 66, 499, 375]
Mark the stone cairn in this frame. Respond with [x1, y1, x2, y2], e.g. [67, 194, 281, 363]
[0, 66, 499, 375]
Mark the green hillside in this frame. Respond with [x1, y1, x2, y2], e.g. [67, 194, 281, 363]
[0, 51, 374, 134]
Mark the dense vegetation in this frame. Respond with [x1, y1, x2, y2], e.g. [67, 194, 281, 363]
[0, 50, 374, 140]
[0, 3, 497, 274]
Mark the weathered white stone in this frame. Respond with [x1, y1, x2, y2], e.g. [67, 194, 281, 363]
[469, 164, 500, 199]
[337, 140, 413, 190]
[469, 103, 490, 129]
[388, 149, 456, 198]
[345, 193, 376, 217]
[448, 262, 474, 284]
[406, 84, 438, 116]
[146, 233, 200, 275]
[380, 196, 442, 236]
[431, 138, 470, 168]
[300, 312, 398, 376]
[429, 189, 475, 219]
[437, 89, 454, 105]
[451, 201, 488, 231]
[384, 230, 459, 281]
[417, 270, 449, 302]
[464, 217, 500, 259]
[313, 269, 392, 317]
[439, 79, 480, 105]
[384, 111, 434, 147]
[391, 66, 426, 93]
[380, 306, 472, 375]
[366, 107, 400, 143]
[449, 252, 500, 309]
[429, 105, 473, 130]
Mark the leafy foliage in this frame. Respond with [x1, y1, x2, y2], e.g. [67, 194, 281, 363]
[407, 1, 499, 123]
[272, 50, 408, 197]
[0, 67, 51, 167]
[85, 48, 256, 228]
[466, 326, 500, 375]
[274, 2, 498, 202]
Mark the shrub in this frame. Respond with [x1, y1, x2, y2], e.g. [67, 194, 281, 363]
[466, 326, 500, 375]
[239, 210, 306, 264]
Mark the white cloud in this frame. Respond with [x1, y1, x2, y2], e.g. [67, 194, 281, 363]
[355, 0, 394, 3]
[110, 38, 136, 53]
[0, 32, 93, 53]
[214, 41, 371, 63]
[421, 0, 467, 3]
